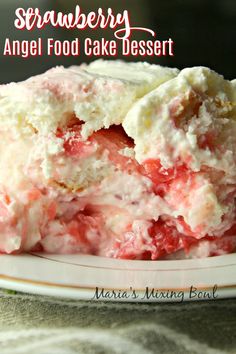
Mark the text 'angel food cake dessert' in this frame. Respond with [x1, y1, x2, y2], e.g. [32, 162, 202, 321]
[0, 60, 236, 260]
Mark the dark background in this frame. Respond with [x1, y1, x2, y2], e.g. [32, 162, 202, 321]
[0, 0, 235, 83]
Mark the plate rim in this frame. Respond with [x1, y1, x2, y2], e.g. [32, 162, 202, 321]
[0, 253, 235, 302]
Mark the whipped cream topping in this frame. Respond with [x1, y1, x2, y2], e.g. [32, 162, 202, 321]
[83, 59, 179, 96]
[0, 60, 178, 139]
[123, 66, 236, 168]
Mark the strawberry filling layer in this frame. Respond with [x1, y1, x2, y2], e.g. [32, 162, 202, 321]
[0, 120, 233, 259]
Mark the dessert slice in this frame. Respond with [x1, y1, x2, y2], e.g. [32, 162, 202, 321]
[0, 61, 235, 259]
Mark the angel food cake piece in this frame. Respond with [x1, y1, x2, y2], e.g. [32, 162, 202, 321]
[0, 60, 235, 259]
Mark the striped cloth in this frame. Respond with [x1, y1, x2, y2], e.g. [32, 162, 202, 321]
[0, 290, 235, 354]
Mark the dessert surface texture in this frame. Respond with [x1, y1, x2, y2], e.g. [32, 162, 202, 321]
[0, 60, 235, 259]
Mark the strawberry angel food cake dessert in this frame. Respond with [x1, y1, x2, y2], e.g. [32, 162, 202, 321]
[0, 59, 235, 260]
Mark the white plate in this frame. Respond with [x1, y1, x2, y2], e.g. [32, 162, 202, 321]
[0, 253, 235, 302]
